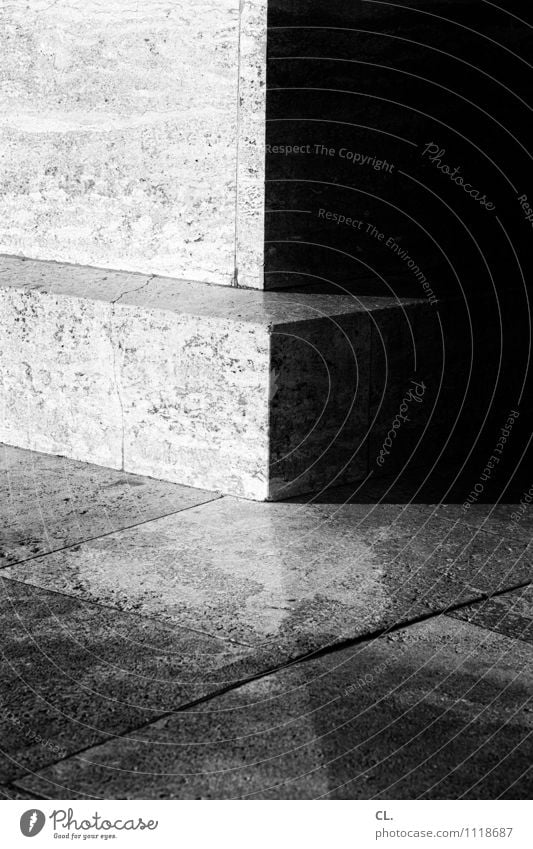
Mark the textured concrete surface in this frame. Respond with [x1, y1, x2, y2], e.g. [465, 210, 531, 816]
[269, 312, 370, 498]
[450, 585, 533, 646]
[0, 255, 407, 337]
[0, 269, 124, 470]
[1, 446, 531, 799]
[436, 505, 533, 547]
[0, 784, 35, 800]
[0, 444, 219, 568]
[15, 616, 533, 800]
[4, 496, 531, 655]
[0, 0, 267, 288]
[1, 256, 435, 499]
[359, 479, 533, 546]
[0, 577, 245, 784]
[0, 258, 272, 498]
[236, 0, 268, 289]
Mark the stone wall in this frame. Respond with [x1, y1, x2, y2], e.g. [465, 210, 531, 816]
[0, 0, 267, 288]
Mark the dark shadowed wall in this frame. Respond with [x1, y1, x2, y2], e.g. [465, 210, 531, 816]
[266, 0, 532, 301]
[265, 0, 532, 494]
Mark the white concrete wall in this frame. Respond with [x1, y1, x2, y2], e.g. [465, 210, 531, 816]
[0, 0, 267, 288]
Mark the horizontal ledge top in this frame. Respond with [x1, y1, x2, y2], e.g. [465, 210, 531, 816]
[0, 255, 426, 329]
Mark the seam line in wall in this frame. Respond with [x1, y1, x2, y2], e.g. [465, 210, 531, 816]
[233, 0, 245, 287]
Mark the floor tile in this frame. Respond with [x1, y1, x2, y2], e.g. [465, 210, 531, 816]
[0, 784, 37, 799]
[436, 503, 533, 545]
[16, 617, 532, 800]
[4, 498, 531, 655]
[368, 516, 531, 614]
[0, 578, 244, 783]
[449, 585, 533, 645]
[316, 478, 533, 545]
[0, 444, 219, 567]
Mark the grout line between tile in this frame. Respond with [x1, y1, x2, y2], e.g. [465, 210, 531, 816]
[12, 578, 531, 790]
[0, 493, 224, 572]
[0, 573, 254, 649]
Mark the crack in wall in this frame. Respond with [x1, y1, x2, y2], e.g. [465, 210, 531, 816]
[111, 274, 155, 305]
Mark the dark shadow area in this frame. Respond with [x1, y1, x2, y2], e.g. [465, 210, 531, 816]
[278, 291, 532, 504]
[265, 0, 533, 298]
[286, 443, 533, 504]
[267, 1, 533, 504]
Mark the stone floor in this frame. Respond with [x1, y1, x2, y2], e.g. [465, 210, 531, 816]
[0, 443, 531, 799]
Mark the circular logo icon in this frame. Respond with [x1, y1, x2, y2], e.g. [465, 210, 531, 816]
[20, 810, 46, 837]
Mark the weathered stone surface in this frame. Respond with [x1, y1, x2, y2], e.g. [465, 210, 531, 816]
[0, 276, 123, 469]
[0, 258, 272, 498]
[1, 256, 431, 499]
[114, 307, 271, 498]
[236, 0, 268, 289]
[4, 498, 530, 653]
[437, 503, 533, 546]
[2, 444, 531, 799]
[0, 255, 391, 326]
[369, 516, 532, 615]
[0, 577, 245, 783]
[269, 313, 370, 498]
[0, 0, 268, 288]
[16, 617, 533, 799]
[450, 585, 533, 645]
[0, 443, 219, 568]
[0, 784, 35, 800]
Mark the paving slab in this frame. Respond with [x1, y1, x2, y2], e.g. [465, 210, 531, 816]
[436, 504, 533, 547]
[4, 498, 531, 655]
[15, 617, 532, 800]
[321, 478, 533, 543]
[0, 784, 36, 800]
[351, 471, 533, 540]
[0, 578, 245, 784]
[0, 444, 219, 568]
[449, 585, 533, 646]
[362, 486, 533, 546]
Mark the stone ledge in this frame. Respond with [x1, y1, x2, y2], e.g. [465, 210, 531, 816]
[0, 255, 410, 324]
[0, 256, 433, 500]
